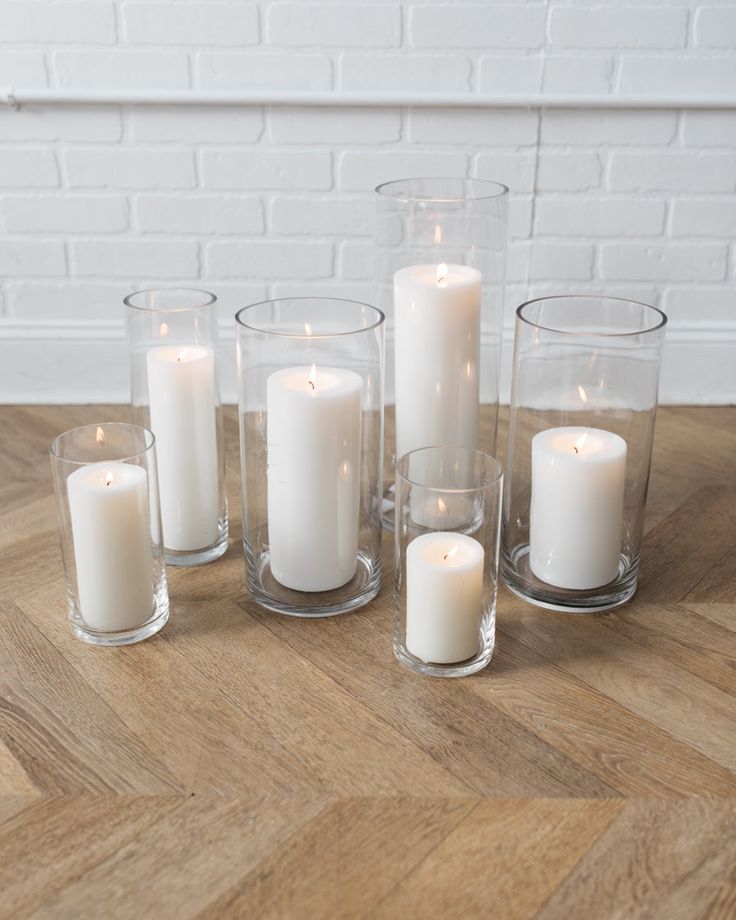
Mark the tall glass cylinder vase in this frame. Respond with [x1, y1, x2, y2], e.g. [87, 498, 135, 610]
[124, 289, 228, 566]
[374, 177, 508, 528]
[502, 296, 667, 612]
[236, 298, 384, 618]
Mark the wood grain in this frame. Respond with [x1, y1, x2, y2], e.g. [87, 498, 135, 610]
[0, 405, 734, 918]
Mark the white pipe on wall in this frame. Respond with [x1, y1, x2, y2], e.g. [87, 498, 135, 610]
[3, 88, 736, 109]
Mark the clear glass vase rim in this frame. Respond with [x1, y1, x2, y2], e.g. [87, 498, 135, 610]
[49, 422, 156, 466]
[123, 288, 217, 314]
[234, 297, 385, 340]
[516, 295, 667, 338]
[396, 446, 504, 493]
[374, 176, 509, 203]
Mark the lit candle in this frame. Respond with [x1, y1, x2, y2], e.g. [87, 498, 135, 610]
[406, 531, 484, 664]
[530, 426, 627, 590]
[267, 364, 362, 592]
[67, 461, 154, 631]
[146, 344, 220, 552]
[394, 263, 482, 460]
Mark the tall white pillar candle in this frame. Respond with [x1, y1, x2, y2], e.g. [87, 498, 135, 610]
[530, 427, 627, 590]
[146, 345, 220, 552]
[267, 365, 362, 592]
[67, 462, 153, 631]
[394, 263, 482, 460]
[406, 531, 484, 664]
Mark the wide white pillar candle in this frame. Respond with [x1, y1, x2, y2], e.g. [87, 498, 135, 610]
[530, 427, 627, 590]
[267, 364, 362, 592]
[406, 531, 484, 664]
[147, 345, 220, 552]
[67, 462, 153, 631]
[394, 263, 482, 461]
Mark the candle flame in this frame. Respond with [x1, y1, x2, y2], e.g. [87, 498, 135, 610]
[304, 321, 312, 336]
[577, 385, 588, 404]
[437, 497, 448, 515]
[573, 432, 589, 455]
[443, 545, 458, 562]
[177, 348, 188, 363]
[434, 224, 442, 246]
[95, 426, 105, 444]
[160, 322, 169, 337]
[105, 472, 113, 487]
[436, 262, 448, 285]
[308, 364, 317, 390]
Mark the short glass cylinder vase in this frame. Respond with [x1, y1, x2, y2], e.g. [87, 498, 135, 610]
[50, 423, 169, 646]
[502, 296, 667, 613]
[374, 177, 508, 527]
[393, 446, 503, 678]
[124, 288, 228, 566]
[236, 298, 385, 617]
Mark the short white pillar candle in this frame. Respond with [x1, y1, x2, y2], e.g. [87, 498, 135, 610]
[267, 364, 362, 592]
[406, 531, 484, 664]
[530, 426, 627, 590]
[67, 462, 154, 631]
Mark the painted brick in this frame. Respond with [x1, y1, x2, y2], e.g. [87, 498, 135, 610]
[0, 1, 115, 43]
[203, 283, 269, 324]
[509, 196, 533, 239]
[473, 153, 537, 194]
[542, 55, 614, 94]
[694, 6, 736, 47]
[64, 148, 196, 189]
[129, 108, 263, 144]
[123, 2, 259, 46]
[670, 199, 736, 238]
[540, 110, 677, 146]
[338, 151, 469, 191]
[535, 197, 666, 237]
[600, 244, 728, 282]
[608, 153, 736, 193]
[267, 3, 400, 48]
[0, 239, 66, 276]
[340, 54, 471, 92]
[410, 5, 546, 49]
[201, 150, 333, 191]
[135, 195, 264, 235]
[1, 195, 128, 233]
[0, 150, 59, 188]
[270, 281, 375, 303]
[664, 287, 736, 324]
[530, 243, 594, 281]
[0, 107, 122, 142]
[620, 56, 736, 95]
[6, 281, 132, 320]
[549, 6, 687, 49]
[478, 55, 543, 94]
[205, 240, 333, 279]
[53, 51, 190, 90]
[197, 52, 332, 91]
[270, 196, 373, 236]
[338, 240, 373, 280]
[408, 109, 539, 145]
[0, 52, 47, 86]
[682, 112, 736, 147]
[72, 240, 200, 279]
[537, 153, 602, 191]
[269, 108, 401, 145]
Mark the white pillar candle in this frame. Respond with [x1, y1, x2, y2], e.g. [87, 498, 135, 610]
[406, 531, 484, 664]
[67, 462, 153, 631]
[394, 263, 482, 460]
[267, 364, 362, 592]
[146, 345, 220, 552]
[530, 427, 627, 590]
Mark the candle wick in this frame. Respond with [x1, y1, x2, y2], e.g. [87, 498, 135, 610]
[308, 380, 315, 390]
[573, 446, 579, 454]
[443, 552, 448, 560]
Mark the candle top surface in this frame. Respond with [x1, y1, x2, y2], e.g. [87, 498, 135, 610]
[394, 263, 482, 289]
[67, 460, 146, 492]
[409, 531, 484, 569]
[268, 365, 362, 399]
[147, 344, 214, 365]
[534, 426, 627, 463]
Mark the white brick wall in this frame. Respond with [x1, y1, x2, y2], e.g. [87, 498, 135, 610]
[0, 0, 734, 403]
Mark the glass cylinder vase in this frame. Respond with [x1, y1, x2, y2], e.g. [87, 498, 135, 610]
[393, 446, 503, 678]
[50, 422, 169, 646]
[124, 288, 228, 566]
[502, 296, 667, 612]
[374, 177, 508, 527]
[236, 298, 385, 617]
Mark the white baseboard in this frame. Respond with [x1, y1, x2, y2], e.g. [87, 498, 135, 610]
[1, 320, 735, 405]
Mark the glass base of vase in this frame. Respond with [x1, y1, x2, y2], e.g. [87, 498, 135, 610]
[393, 638, 494, 678]
[70, 596, 169, 646]
[164, 527, 229, 567]
[246, 549, 381, 618]
[502, 543, 638, 613]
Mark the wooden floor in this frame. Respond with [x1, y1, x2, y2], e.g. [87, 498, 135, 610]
[1, 405, 735, 919]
